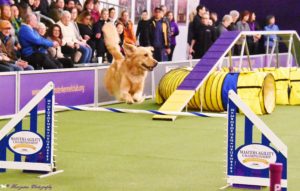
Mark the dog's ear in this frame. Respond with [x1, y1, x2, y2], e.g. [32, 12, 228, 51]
[146, 46, 154, 52]
[123, 43, 137, 57]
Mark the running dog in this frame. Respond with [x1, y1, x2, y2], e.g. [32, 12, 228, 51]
[102, 22, 158, 104]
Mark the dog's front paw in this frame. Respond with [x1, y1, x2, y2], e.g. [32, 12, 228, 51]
[133, 95, 145, 104]
[121, 94, 134, 104]
[126, 98, 135, 104]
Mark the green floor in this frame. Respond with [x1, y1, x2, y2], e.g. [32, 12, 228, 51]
[0, 101, 299, 191]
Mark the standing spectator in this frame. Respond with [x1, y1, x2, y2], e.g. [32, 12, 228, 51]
[32, 0, 50, 16]
[236, 11, 251, 32]
[117, 10, 136, 45]
[83, 0, 93, 13]
[32, 0, 41, 12]
[0, 20, 33, 71]
[47, 24, 74, 68]
[136, 10, 150, 47]
[210, 12, 218, 26]
[10, 4, 22, 35]
[77, 10, 95, 60]
[166, 11, 179, 61]
[65, 0, 76, 12]
[149, 7, 170, 62]
[18, 0, 33, 20]
[116, 21, 124, 55]
[216, 15, 232, 38]
[91, 0, 101, 23]
[193, 5, 207, 31]
[108, 7, 116, 22]
[248, 12, 261, 54]
[189, 13, 216, 59]
[228, 10, 240, 31]
[48, 0, 64, 22]
[57, 10, 92, 63]
[93, 8, 111, 62]
[18, 13, 61, 69]
[187, 11, 196, 46]
[235, 10, 251, 55]
[264, 15, 279, 53]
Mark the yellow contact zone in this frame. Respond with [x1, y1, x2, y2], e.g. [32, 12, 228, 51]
[13, 143, 36, 150]
[243, 158, 269, 165]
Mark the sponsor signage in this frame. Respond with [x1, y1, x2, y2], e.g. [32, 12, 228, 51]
[8, 131, 44, 155]
[237, 144, 277, 170]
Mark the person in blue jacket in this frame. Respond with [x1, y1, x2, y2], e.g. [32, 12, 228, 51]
[18, 13, 62, 69]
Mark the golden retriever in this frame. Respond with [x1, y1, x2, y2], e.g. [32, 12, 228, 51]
[102, 22, 158, 104]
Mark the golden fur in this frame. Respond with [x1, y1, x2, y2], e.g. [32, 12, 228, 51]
[102, 22, 158, 104]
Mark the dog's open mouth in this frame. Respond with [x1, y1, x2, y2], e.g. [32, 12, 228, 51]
[142, 63, 155, 71]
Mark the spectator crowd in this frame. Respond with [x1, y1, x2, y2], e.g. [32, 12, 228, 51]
[0, 1, 280, 72]
[188, 5, 280, 59]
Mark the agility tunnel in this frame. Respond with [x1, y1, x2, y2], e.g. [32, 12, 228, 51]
[156, 67, 276, 115]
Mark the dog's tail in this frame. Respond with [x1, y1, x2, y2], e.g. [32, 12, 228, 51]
[102, 22, 124, 60]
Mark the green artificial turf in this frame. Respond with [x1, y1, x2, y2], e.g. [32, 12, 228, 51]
[0, 101, 299, 191]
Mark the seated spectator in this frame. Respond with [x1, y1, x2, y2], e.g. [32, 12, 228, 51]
[216, 15, 232, 38]
[57, 10, 92, 63]
[228, 10, 240, 31]
[77, 11, 96, 60]
[136, 10, 150, 47]
[166, 11, 179, 61]
[91, 0, 100, 23]
[10, 4, 22, 35]
[48, 0, 64, 22]
[37, 22, 47, 37]
[264, 15, 279, 53]
[47, 24, 74, 68]
[149, 7, 170, 62]
[189, 12, 216, 59]
[0, 20, 32, 71]
[1, 4, 12, 21]
[18, 13, 61, 69]
[93, 8, 111, 62]
[70, 7, 84, 43]
[117, 10, 136, 45]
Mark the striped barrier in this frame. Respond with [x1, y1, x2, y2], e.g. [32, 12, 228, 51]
[55, 105, 227, 119]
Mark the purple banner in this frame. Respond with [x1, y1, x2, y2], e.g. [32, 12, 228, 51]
[20, 70, 95, 110]
[0, 74, 16, 116]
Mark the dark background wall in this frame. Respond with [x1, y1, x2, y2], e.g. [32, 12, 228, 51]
[200, 0, 300, 33]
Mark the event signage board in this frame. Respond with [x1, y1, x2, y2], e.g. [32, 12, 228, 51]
[7, 131, 44, 156]
[19, 70, 95, 110]
[0, 74, 16, 116]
